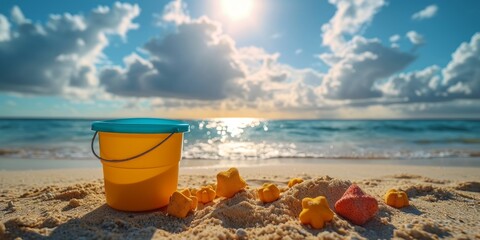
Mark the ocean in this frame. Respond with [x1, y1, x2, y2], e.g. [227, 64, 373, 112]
[1, 118, 480, 162]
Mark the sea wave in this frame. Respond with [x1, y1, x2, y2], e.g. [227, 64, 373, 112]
[413, 138, 480, 144]
[1, 119, 479, 162]
[0, 144, 479, 161]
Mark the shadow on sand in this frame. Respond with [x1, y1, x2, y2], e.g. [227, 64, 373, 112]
[3, 204, 196, 239]
[401, 205, 422, 215]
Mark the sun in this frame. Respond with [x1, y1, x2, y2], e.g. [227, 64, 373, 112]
[220, 0, 254, 21]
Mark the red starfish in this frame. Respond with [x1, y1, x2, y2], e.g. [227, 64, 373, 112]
[334, 184, 378, 225]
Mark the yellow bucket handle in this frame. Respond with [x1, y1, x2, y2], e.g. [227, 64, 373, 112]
[91, 131, 175, 162]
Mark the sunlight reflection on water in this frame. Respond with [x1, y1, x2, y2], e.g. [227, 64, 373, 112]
[198, 118, 263, 141]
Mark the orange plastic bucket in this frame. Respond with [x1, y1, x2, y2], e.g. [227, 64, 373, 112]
[91, 118, 189, 211]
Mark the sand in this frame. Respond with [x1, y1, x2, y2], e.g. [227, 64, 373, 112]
[0, 161, 479, 239]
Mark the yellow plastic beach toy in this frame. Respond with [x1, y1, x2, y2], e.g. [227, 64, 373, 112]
[299, 196, 334, 229]
[91, 118, 189, 212]
[216, 168, 247, 198]
[180, 188, 198, 210]
[384, 189, 409, 208]
[257, 183, 280, 203]
[167, 190, 197, 218]
[196, 185, 216, 204]
[288, 178, 304, 188]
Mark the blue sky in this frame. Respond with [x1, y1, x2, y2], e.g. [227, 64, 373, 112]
[1, 0, 479, 119]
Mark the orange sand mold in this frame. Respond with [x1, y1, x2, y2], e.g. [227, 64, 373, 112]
[257, 183, 280, 203]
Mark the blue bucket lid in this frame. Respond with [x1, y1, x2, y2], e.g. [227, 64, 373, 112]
[91, 118, 190, 134]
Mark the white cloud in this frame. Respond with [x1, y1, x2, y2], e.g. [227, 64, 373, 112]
[0, 3, 140, 96]
[11, 6, 29, 25]
[316, 0, 418, 101]
[412, 5, 438, 20]
[441, 32, 480, 98]
[0, 15, 10, 41]
[393, 100, 480, 119]
[100, 0, 326, 112]
[295, 49, 303, 55]
[389, 34, 400, 42]
[235, 47, 323, 109]
[321, 0, 385, 51]
[380, 65, 441, 101]
[319, 36, 416, 99]
[380, 32, 480, 102]
[100, 17, 245, 100]
[406, 31, 424, 45]
[91, 2, 140, 38]
[160, 0, 190, 25]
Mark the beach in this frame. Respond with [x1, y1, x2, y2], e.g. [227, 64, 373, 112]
[1, 119, 479, 239]
[2, 0, 480, 238]
[1, 159, 479, 239]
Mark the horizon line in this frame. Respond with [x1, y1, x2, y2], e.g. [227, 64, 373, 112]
[0, 116, 479, 121]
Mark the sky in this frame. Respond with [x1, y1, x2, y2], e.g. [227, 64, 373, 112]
[0, 0, 479, 119]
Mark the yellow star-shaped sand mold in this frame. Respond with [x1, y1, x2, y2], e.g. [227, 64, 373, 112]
[180, 188, 198, 210]
[299, 196, 334, 229]
[167, 189, 197, 218]
[384, 189, 409, 208]
[288, 178, 304, 188]
[257, 183, 280, 203]
[196, 185, 216, 204]
[216, 168, 247, 198]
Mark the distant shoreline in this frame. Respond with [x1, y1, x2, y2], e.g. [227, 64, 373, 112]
[1, 157, 480, 171]
[1, 117, 480, 121]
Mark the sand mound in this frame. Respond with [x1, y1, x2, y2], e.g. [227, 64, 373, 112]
[195, 177, 351, 229]
[401, 184, 453, 202]
[392, 174, 423, 179]
[19, 180, 104, 201]
[454, 181, 480, 192]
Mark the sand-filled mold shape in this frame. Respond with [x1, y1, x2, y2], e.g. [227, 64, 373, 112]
[384, 189, 409, 208]
[454, 181, 480, 192]
[285, 176, 351, 215]
[180, 189, 198, 210]
[288, 178, 304, 188]
[196, 186, 216, 204]
[402, 184, 454, 202]
[257, 183, 280, 203]
[215, 168, 247, 198]
[299, 196, 334, 229]
[167, 191, 196, 218]
[335, 184, 378, 226]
